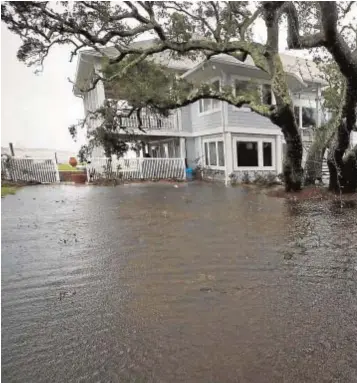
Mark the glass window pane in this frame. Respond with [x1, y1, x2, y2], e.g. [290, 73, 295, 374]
[263, 142, 272, 166]
[262, 84, 272, 105]
[199, 99, 204, 113]
[302, 107, 316, 127]
[204, 142, 209, 165]
[237, 141, 258, 167]
[212, 80, 220, 91]
[209, 142, 217, 166]
[235, 80, 259, 108]
[235, 80, 249, 95]
[218, 141, 225, 166]
[203, 98, 211, 111]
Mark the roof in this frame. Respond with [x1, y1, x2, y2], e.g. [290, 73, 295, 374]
[73, 38, 325, 95]
[208, 52, 323, 84]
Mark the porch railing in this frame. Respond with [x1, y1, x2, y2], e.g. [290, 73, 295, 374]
[118, 110, 179, 132]
[87, 157, 186, 181]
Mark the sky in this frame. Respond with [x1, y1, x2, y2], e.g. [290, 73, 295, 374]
[0, 5, 333, 152]
[1, 24, 85, 151]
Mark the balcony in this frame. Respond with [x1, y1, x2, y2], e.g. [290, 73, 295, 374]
[116, 109, 180, 133]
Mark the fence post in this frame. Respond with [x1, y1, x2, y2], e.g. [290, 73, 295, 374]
[9, 142, 15, 156]
[53, 159, 60, 182]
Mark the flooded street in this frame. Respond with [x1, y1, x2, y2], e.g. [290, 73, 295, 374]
[2, 183, 357, 382]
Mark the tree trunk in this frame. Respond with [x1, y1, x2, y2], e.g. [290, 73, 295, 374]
[328, 141, 357, 193]
[270, 104, 303, 192]
[304, 142, 325, 186]
[342, 145, 357, 193]
[326, 110, 357, 193]
[283, 134, 303, 191]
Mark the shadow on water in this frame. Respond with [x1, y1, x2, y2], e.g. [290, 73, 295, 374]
[1, 183, 357, 382]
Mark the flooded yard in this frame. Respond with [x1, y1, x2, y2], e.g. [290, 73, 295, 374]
[2, 183, 357, 382]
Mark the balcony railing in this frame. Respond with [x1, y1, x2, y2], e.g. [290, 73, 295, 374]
[118, 110, 179, 132]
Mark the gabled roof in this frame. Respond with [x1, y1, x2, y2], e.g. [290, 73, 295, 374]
[73, 38, 325, 95]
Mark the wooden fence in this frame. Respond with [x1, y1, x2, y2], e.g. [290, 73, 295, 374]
[1, 157, 60, 183]
[87, 157, 186, 181]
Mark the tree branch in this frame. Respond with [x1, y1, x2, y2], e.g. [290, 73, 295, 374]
[282, 1, 326, 49]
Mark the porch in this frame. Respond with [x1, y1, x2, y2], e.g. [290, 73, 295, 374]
[117, 109, 182, 135]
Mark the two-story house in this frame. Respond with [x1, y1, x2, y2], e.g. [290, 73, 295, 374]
[73, 39, 334, 183]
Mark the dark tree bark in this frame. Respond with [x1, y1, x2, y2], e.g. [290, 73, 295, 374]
[304, 144, 325, 185]
[263, 2, 303, 191]
[328, 136, 357, 193]
[285, 1, 357, 192]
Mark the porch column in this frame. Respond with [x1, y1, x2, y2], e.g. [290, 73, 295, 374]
[225, 132, 233, 186]
[179, 137, 186, 162]
[276, 134, 283, 175]
[299, 93, 303, 130]
[316, 84, 321, 127]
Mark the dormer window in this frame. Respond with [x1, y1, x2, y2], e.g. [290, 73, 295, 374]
[198, 79, 221, 114]
[233, 78, 272, 111]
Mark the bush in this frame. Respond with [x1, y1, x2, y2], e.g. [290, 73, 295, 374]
[228, 173, 238, 186]
[252, 172, 279, 187]
[241, 172, 251, 184]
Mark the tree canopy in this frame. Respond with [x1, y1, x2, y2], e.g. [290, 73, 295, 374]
[2, 1, 356, 191]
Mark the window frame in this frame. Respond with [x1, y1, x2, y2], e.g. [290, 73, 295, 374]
[203, 137, 225, 169]
[231, 75, 273, 113]
[233, 136, 275, 171]
[198, 77, 222, 116]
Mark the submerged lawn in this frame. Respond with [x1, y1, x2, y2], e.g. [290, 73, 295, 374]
[1, 186, 18, 197]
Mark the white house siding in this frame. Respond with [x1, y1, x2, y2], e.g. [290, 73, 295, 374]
[190, 103, 222, 131]
[181, 106, 192, 132]
[228, 108, 280, 130]
[185, 138, 196, 168]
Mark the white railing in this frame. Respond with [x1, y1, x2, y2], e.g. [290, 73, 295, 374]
[87, 157, 186, 181]
[118, 111, 179, 132]
[1, 157, 60, 183]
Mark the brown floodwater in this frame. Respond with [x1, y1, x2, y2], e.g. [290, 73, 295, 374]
[2, 183, 357, 382]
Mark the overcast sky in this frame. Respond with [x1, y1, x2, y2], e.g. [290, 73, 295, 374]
[1, 24, 85, 151]
[0, 12, 308, 152]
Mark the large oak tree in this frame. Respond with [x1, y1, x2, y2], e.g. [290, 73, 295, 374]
[2, 1, 356, 192]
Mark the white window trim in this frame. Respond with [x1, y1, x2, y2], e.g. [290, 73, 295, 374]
[231, 75, 273, 113]
[293, 104, 317, 129]
[198, 77, 222, 116]
[233, 136, 276, 171]
[203, 137, 225, 169]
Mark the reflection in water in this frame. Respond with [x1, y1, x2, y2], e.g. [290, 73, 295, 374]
[2, 183, 357, 382]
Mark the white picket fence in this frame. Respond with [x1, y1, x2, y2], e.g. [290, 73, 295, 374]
[87, 157, 186, 181]
[1, 157, 60, 183]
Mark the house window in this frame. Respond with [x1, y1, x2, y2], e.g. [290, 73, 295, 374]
[237, 141, 258, 167]
[263, 142, 272, 166]
[294, 105, 316, 127]
[233, 78, 271, 110]
[199, 79, 221, 113]
[218, 141, 225, 166]
[234, 138, 275, 169]
[209, 142, 217, 166]
[302, 107, 316, 127]
[204, 142, 209, 165]
[204, 139, 225, 168]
